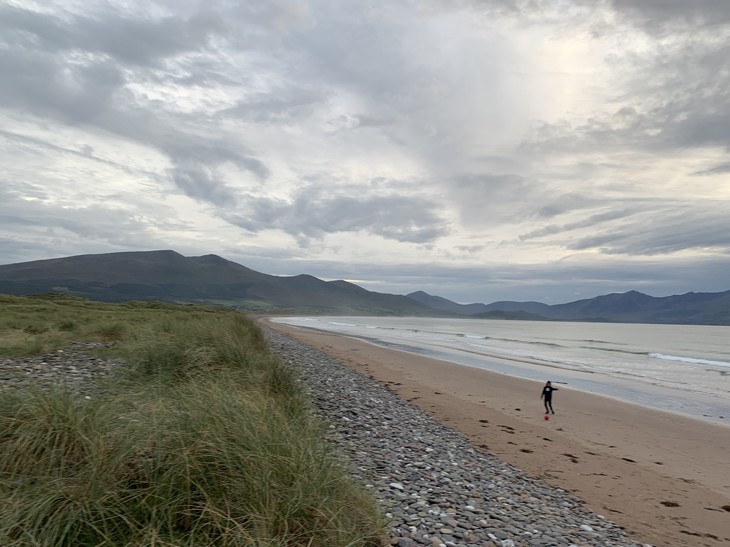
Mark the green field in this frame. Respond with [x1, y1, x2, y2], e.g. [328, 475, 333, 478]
[0, 294, 385, 546]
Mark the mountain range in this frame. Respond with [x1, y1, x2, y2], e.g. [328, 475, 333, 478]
[1, 250, 728, 325]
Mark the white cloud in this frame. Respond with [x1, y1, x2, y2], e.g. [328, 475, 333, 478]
[0, 0, 729, 303]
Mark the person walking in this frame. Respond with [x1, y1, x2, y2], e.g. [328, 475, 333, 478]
[541, 381, 558, 414]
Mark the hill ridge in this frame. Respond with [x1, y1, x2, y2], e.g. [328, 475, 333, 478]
[1, 250, 728, 324]
[408, 289, 730, 325]
[0, 250, 435, 316]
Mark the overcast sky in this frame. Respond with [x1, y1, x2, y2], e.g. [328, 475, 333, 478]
[1, 0, 729, 304]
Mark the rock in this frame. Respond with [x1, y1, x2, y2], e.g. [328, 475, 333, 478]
[0, 341, 122, 396]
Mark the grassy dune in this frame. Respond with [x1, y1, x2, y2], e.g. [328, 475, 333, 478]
[0, 294, 385, 546]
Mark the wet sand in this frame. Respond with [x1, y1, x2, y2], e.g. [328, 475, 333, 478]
[263, 319, 730, 547]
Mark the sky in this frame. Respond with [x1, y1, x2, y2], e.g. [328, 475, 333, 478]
[1, 0, 729, 305]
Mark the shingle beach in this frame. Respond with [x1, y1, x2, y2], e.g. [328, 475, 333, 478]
[264, 327, 645, 547]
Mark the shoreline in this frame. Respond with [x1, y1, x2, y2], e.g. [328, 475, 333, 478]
[354, 335, 730, 429]
[262, 318, 730, 546]
[270, 318, 730, 426]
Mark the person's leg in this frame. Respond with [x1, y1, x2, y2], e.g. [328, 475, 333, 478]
[547, 399, 554, 414]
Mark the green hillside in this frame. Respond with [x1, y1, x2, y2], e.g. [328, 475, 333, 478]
[0, 251, 436, 315]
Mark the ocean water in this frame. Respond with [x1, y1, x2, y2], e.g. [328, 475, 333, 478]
[271, 316, 730, 424]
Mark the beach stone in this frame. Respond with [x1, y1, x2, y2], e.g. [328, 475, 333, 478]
[263, 327, 644, 547]
[0, 341, 123, 396]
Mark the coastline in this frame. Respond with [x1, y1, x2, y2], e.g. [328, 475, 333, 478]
[262, 318, 730, 546]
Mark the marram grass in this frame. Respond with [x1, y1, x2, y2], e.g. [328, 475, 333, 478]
[0, 295, 386, 546]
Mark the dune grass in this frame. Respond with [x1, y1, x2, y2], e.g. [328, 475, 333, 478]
[0, 295, 386, 546]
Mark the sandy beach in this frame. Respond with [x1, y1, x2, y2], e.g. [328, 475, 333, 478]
[263, 319, 730, 547]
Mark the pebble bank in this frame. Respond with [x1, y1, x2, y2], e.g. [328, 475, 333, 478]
[0, 341, 122, 396]
[264, 327, 647, 547]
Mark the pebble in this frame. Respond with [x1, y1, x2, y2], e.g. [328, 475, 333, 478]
[264, 327, 643, 546]
[0, 341, 122, 396]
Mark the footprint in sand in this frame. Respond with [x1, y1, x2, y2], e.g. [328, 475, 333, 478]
[562, 453, 579, 463]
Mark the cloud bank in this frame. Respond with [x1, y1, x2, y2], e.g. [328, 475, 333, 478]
[1, 0, 728, 303]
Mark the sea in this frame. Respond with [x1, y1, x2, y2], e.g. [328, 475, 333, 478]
[271, 316, 730, 425]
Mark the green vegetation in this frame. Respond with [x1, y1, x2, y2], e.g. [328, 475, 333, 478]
[0, 294, 386, 546]
[0, 250, 436, 316]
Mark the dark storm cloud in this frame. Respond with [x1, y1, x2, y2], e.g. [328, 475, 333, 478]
[0, 4, 224, 67]
[0, 188, 154, 245]
[519, 207, 641, 241]
[0, 47, 125, 124]
[223, 88, 323, 124]
[522, 1, 730, 156]
[532, 192, 603, 220]
[0, 128, 131, 174]
[170, 164, 237, 207]
[161, 141, 270, 181]
[526, 75, 730, 155]
[0, 4, 265, 207]
[568, 205, 730, 255]
[228, 188, 449, 244]
[519, 199, 730, 257]
[692, 162, 730, 176]
[446, 173, 602, 229]
[0, 237, 53, 266]
[609, 0, 730, 29]
[0, 182, 177, 262]
[159, 137, 268, 204]
[630, 40, 730, 151]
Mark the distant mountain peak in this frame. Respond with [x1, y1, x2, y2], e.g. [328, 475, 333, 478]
[194, 254, 229, 265]
[408, 288, 730, 325]
[407, 290, 430, 297]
